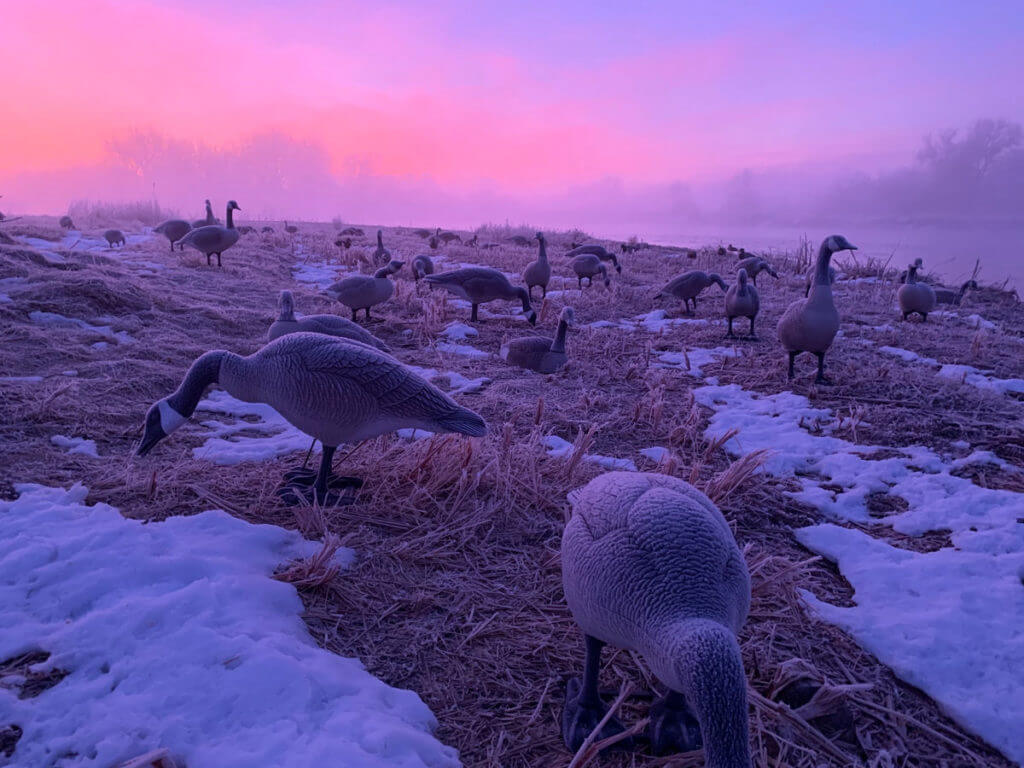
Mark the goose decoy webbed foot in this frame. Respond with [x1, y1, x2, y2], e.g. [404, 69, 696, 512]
[646, 690, 703, 756]
[277, 468, 364, 507]
[561, 677, 631, 753]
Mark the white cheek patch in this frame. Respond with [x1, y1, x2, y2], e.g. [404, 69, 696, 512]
[158, 399, 188, 434]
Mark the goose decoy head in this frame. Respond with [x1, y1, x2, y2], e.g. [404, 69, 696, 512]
[228, 200, 241, 211]
[709, 272, 727, 291]
[561, 306, 575, 325]
[137, 399, 187, 457]
[535, 231, 545, 242]
[737, 268, 748, 285]
[278, 290, 295, 317]
[825, 234, 857, 253]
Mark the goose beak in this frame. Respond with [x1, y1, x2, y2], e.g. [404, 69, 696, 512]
[136, 426, 165, 457]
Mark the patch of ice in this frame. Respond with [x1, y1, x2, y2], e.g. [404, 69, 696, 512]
[0, 375, 43, 382]
[50, 434, 99, 457]
[29, 311, 133, 344]
[396, 428, 435, 441]
[937, 364, 1024, 395]
[91, 342, 109, 350]
[62, 369, 78, 376]
[656, 346, 741, 378]
[0, 484, 457, 768]
[640, 446, 669, 463]
[436, 341, 489, 359]
[441, 322, 478, 341]
[964, 314, 996, 331]
[0, 294, 11, 304]
[542, 435, 638, 472]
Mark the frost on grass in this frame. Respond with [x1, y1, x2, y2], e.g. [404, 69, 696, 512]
[0, 484, 457, 768]
[694, 382, 1024, 763]
[50, 435, 99, 458]
[541, 435, 638, 472]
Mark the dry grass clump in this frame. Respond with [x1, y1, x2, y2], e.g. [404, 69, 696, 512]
[67, 199, 172, 228]
[18, 273, 153, 316]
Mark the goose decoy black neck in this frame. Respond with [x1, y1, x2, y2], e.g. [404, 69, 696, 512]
[137, 351, 225, 456]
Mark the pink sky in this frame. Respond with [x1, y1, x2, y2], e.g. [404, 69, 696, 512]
[2, 0, 1022, 223]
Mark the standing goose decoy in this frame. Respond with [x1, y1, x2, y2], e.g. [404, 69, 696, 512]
[372, 229, 391, 265]
[466, 233, 479, 247]
[192, 199, 218, 229]
[325, 260, 404, 321]
[660, 271, 727, 315]
[436, 228, 462, 245]
[725, 268, 759, 339]
[103, 229, 126, 248]
[523, 232, 551, 299]
[803, 264, 837, 297]
[59, 215, 75, 230]
[136, 333, 486, 505]
[565, 244, 622, 274]
[177, 200, 241, 267]
[935, 279, 978, 306]
[154, 219, 191, 251]
[778, 234, 856, 383]
[506, 234, 532, 247]
[412, 228, 433, 239]
[500, 307, 573, 373]
[560, 472, 751, 762]
[268, 290, 391, 352]
[425, 267, 537, 325]
[284, 221, 299, 235]
[570, 254, 610, 289]
[411, 254, 434, 281]
[897, 263, 937, 322]
[428, 235, 439, 250]
[735, 256, 778, 286]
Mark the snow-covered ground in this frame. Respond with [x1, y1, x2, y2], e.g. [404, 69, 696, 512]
[0, 484, 458, 768]
[692, 381, 1024, 764]
[588, 309, 718, 333]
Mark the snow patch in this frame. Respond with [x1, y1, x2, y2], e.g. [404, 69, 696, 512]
[436, 341, 489, 359]
[30, 311, 133, 344]
[542, 435, 638, 472]
[50, 434, 99, 457]
[657, 346, 741, 378]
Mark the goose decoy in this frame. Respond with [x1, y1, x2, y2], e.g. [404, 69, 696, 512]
[803, 264, 836, 297]
[480, 242, 501, 250]
[727, 244, 738, 252]
[340, 227, 364, 236]
[570, 254, 610, 289]
[284, 221, 299, 235]
[177, 200, 241, 267]
[334, 237, 352, 250]
[506, 234, 532, 247]
[436, 228, 462, 245]
[261, 226, 275, 233]
[565, 244, 622, 274]
[935, 279, 978, 306]
[372, 229, 391, 265]
[412, 254, 434, 281]
[897, 263, 936, 322]
[59, 215, 75, 230]
[412, 228, 433, 239]
[192, 199, 218, 229]
[717, 246, 727, 256]
[560, 471, 751, 761]
[466, 233, 479, 247]
[660, 271, 727, 315]
[429, 235, 439, 250]
[324, 260, 403, 321]
[735, 256, 778, 285]
[778, 234, 856, 383]
[136, 333, 486, 505]
[725, 268, 759, 339]
[103, 229, 126, 247]
[500, 307, 573, 373]
[237, 225, 255, 235]
[268, 290, 390, 352]
[523, 232, 551, 299]
[425, 267, 537, 324]
[154, 219, 191, 251]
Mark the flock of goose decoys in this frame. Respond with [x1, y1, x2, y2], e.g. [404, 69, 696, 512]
[130, 215, 971, 765]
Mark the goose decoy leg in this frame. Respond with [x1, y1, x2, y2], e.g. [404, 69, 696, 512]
[726, 317, 736, 339]
[814, 352, 831, 385]
[788, 351, 797, 379]
[207, 253, 212, 266]
[647, 689, 702, 756]
[277, 444, 363, 506]
[747, 316, 757, 340]
[365, 308, 372, 320]
[351, 309, 359, 322]
[471, 303, 479, 322]
[561, 635, 630, 752]
[217, 252, 222, 267]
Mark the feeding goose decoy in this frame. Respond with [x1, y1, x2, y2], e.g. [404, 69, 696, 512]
[436, 228, 462, 245]
[506, 234, 532, 247]
[325, 260, 403, 321]
[136, 333, 486, 505]
[778, 234, 856, 383]
[103, 229, 126, 247]
[935, 279, 978, 306]
[523, 232, 551, 299]
[192, 199, 218, 229]
[897, 262, 936, 322]
[565, 244, 622, 274]
[570, 254, 610, 289]
[660, 271, 727, 315]
[177, 200, 241, 267]
[500, 307, 573, 373]
[725, 267, 759, 339]
[268, 290, 390, 352]
[735, 256, 778, 285]
[154, 219, 191, 251]
[59, 215, 75, 230]
[412, 254, 434, 281]
[560, 471, 751, 760]
[425, 267, 537, 324]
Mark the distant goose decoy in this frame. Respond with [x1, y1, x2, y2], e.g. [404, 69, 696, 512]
[429, 235, 439, 250]
[103, 229, 126, 248]
[897, 263, 936, 322]
[269, 290, 390, 352]
[778, 234, 856, 383]
[340, 227, 364, 236]
[466, 233, 479, 247]
[803, 264, 837, 297]
[660, 271, 727, 315]
[412, 254, 434, 281]
[500, 307, 573, 373]
[335, 237, 352, 250]
[59, 215, 75, 230]
[177, 200, 241, 267]
[735, 256, 778, 285]
[262, 226, 275, 234]
[425, 267, 537, 324]
[372, 229, 391, 265]
[192, 199, 218, 229]
[725, 268, 759, 339]
[154, 219, 191, 251]
[436, 228, 462, 245]
[571, 254, 610, 289]
[506, 235, 532, 247]
[523, 232, 551, 299]
[935, 279, 978, 306]
[566, 244, 622, 274]
[413, 228, 433, 239]
[325, 260, 403, 321]
[284, 221, 299, 235]
[237, 225, 255, 235]
[560, 472, 752, 760]
[136, 333, 486, 505]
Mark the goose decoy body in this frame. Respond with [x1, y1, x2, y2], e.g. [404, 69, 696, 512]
[136, 333, 486, 504]
[412, 228, 433, 239]
[500, 307, 573, 373]
[59, 215, 75, 230]
[506, 235, 532, 247]
[660, 271, 727, 314]
[372, 229, 391, 265]
[778, 234, 856, 383]
[480, 242, 501, 250]
[934, 279, 978, 306]
[340, 227, 364, 236]
[425, 267, 537, 324]
[178, 200, 241, 267]
[803, 265, 836, 297]
[192, 199, 218, 229]
[412, 254, 434, 281]
[335, 237, 352, 250]
[103, 229, 126, 247]
[261, 226, 275, 233]
[436, 228, 462, 244]
[725, 268, 759, 339]
[570, 254, 610, 289]
[324, 260, 403, 321]
[565, 244, 621, 274]
[523, 232, 551, 299]
[735, 256, 777, 285]
[466, 233, 479, 247]
[284, 221, 299, 235]
[268, 290, 390, 352]
[154, 219, 191, 251]
[561, 471, 751, 762]
[897, 263, 937, 322]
